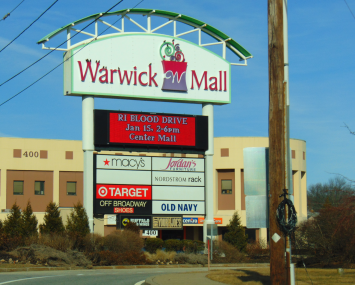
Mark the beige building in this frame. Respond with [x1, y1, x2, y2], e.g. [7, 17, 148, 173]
[0, 136, 306, 241]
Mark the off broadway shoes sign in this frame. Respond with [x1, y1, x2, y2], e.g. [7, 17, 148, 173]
[65, 34, 231, 104]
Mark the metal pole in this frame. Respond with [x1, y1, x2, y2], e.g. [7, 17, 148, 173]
[202, 103, 214, 244]
[268, 0, 287, 283]
[82, 95, 95, 233]
[208, 239, 211, 271]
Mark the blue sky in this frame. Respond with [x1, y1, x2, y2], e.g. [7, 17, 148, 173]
[0, 0, 354, 187]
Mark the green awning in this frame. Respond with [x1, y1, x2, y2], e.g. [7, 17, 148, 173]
[37, 8, 252, 59]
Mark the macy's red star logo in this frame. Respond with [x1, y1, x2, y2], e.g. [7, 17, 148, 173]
[104, 159, 110, 166]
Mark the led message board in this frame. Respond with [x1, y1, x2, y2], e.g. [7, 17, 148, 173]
[94, 110, 208, 152]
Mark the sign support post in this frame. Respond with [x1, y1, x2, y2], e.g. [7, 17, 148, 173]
[82, 95, 95, 232]
[202, 103, 214, 243]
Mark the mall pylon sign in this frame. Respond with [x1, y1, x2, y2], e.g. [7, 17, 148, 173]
[64, 34, 231, 104]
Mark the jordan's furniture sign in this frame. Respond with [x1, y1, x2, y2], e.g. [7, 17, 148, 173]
[94, 110, 208, 151]
[64, 35, 231, 104]
[94, 154, 205, 215]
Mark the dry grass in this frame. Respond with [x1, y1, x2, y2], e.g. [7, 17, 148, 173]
[207, 268, 355, 284]
[35, 234, 74, 252]
[0, 263, 42, 268]
[144, 249, 176, 263]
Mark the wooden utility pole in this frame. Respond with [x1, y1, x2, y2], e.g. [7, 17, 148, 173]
[268, 0, 288, 284]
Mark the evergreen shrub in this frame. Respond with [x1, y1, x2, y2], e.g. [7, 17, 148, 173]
[224, 211, 248, 252]
[164, 239, 183, 252]
[3, 203, 23, 238]
[66, 202, 90, 250]
[39, 202, 65, 235]
[182, 239, 205, 253]
[145, 238, 164, 253]
[21, 201, 38, 237]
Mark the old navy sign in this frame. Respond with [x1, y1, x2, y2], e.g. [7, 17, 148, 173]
[64, 34, 231, 105]
[152, 201, 205, 215]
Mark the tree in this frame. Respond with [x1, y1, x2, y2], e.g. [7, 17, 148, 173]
[66, 202, 90, 250]
[39, 202, 65, 235]
[3, 203, 23, 237]
[66, 202, 90, 237]
[223, 211, 248, 252]
[297, 196, 355, 265]
[307, 176, 355, 212]
[21, 201, 38, 237]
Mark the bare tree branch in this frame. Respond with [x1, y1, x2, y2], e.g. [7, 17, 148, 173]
[343, 123, 355, 135]
[326, 172, 355, 185]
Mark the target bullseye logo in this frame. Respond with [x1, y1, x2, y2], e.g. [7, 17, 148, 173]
[98, 186, 108, 197]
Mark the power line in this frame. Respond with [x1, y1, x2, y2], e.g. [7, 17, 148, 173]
[344, 0, 355, 20]
[0, 0, 124, 88]
[0, 0, 59, 54]
[0, 0, 146, 108]
[1, 0, 26, 22]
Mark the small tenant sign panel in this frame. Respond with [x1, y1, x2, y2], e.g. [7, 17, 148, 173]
[152, 216, 183, 230]
[64, 34, 231, 105]
[116, 215, 183, 230]
[94, 110, 208, 152]
[117, 215, 152, 230]
[94, 154, 205, 216]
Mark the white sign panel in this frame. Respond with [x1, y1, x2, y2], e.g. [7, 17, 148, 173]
[152, 171, 204, 186]
[96, 169, 151, 185]
[152, 186, 204, 201]
[64, 34, 231, 105]
[106, 215, 116, 225]
[142, 230, 158, 237]
[152, 157, 204, 172]
[96, 155, 151, 170]
[153, 201, 205, 215]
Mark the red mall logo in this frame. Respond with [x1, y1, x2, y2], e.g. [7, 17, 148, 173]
[160, 40, 187, 92]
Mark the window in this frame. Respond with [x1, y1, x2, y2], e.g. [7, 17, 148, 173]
[34, 181, 45, 195]
[221, 148, 229, 157]
[221, 179, 232, 194]
[13, 181, 24, 195]
[67, 182, 76, 195]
